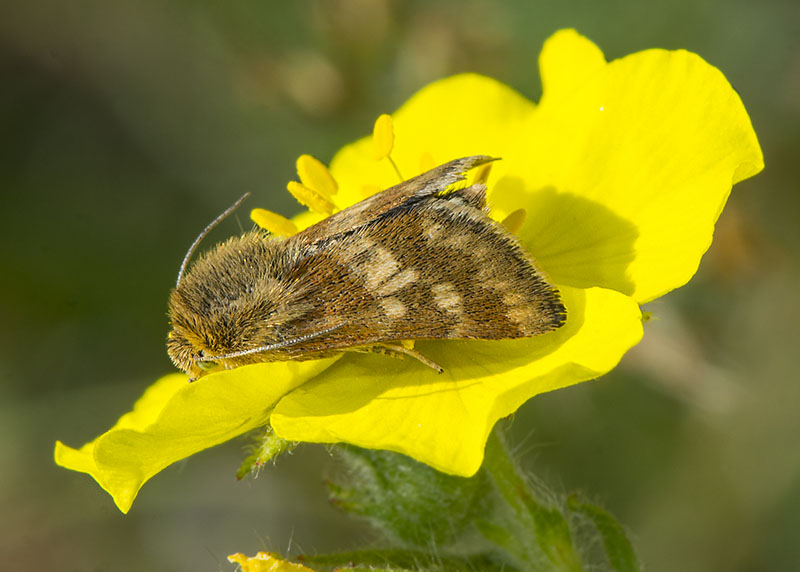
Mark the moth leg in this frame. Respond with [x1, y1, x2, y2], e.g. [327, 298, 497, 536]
[376, 342, 444, 374]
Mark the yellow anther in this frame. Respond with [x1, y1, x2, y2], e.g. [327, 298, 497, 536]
[296, 154, 338, 199]
[372, 113, 395, 160]
[250, 208, 298, 236]
[501, 208, 527, 235]
[287, 181, 336, 216]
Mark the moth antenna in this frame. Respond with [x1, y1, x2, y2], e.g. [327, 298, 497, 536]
[176, 193, 251, 287]
[206, 323, 344, 361]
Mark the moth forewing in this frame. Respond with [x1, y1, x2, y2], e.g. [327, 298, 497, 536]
[273, 183, 565, 352]
[167, 155, 566, 379]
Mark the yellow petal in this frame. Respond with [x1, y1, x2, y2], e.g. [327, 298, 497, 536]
[359, 183, 382, 198]
[498, 30, 764, 303]
[286, 181, 336, 216]
[296, 154, 338, 199]
[271, 285, 642, 476]
[418, 151, 436, 174]
[539, 29, 606, 105]
[372, 113, 395, 160]
[250, 208, 298, 236]
[328, 74, 536, 209]
[55, 359, 337, 513]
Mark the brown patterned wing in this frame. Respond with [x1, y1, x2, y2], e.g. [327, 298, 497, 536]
[274, 189, 566, 356]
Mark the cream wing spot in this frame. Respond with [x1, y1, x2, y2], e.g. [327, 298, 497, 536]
[431, 282, 462, 312]
[502, 292, 527, 306]
[380, 297, 407, 319]
[502, 290, 545, 334]
[506, 305, 536, 326]
[377, 268, 419, 296]
[363, 246, 400, 290]
[443, 233, 471, 250]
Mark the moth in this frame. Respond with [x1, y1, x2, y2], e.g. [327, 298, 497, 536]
[167, 155, 566, 380]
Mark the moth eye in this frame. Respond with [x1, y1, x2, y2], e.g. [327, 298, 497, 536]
[196, 359, 219, 371]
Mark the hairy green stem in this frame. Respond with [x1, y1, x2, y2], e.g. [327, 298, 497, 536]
[481, 429, 583, 572]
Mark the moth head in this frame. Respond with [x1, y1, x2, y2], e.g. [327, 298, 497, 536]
[166, 231, 302, 379]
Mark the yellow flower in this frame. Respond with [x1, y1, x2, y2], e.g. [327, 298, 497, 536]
[228, 552, 315, 572]
[54, 29, 763, 513]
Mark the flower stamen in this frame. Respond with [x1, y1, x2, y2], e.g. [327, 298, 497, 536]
[372, 113, 394, 160]
[286, 181, 336, 216]
[372, 113, 405, 182]
[296, 154, 338, 200]
[250, 208, 299, 236]
[387, 156, 404, 182]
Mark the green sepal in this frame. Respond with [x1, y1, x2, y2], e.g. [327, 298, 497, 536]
[328, 445, 491, 548]
[236, 425, 295, 480]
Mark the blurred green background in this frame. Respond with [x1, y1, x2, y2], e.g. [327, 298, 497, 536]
[2, 1, 798, 570]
